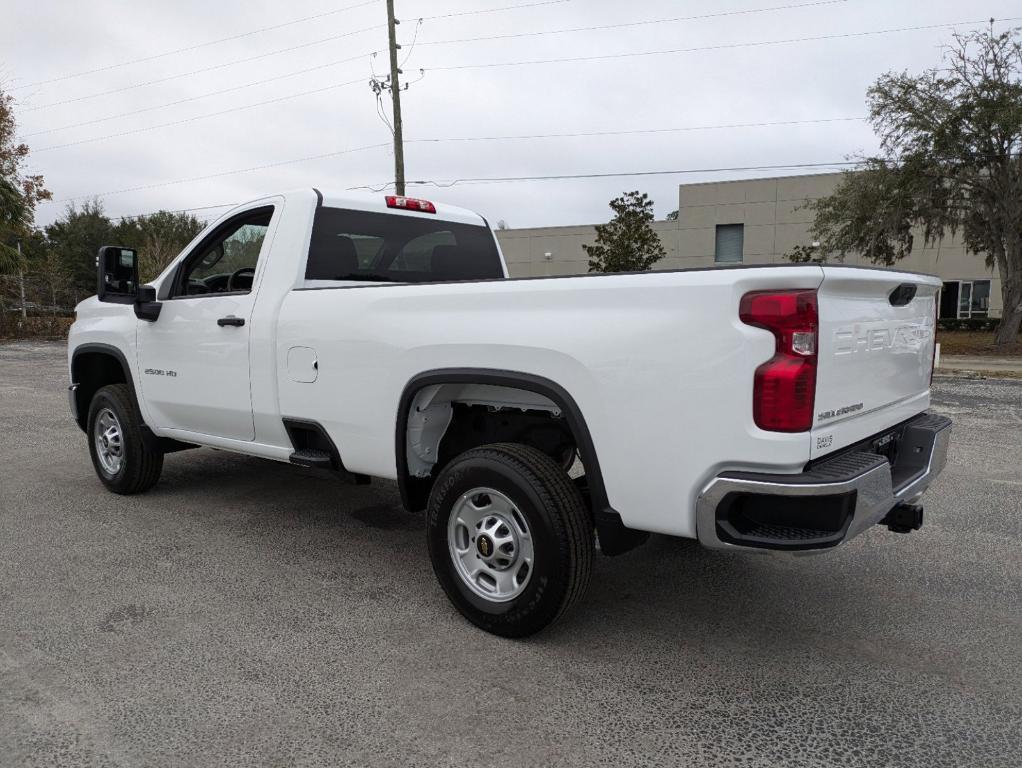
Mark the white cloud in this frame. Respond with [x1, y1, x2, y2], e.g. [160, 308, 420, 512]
[5, 0, 1018, 228]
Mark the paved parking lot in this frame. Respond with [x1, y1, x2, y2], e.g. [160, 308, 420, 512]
[1, 341, 1020, 767]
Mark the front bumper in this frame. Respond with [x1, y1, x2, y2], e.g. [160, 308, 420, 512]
[696, 412, 952, 552]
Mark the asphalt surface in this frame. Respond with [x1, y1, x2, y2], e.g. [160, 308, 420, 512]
[1, 341, 1020, 768]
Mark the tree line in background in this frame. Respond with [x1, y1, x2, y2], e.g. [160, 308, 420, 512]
[0, 89, 205, 335]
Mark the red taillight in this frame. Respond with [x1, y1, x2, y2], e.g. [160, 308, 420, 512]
[385, 195, 436, 214]
[740, 290, 818, 432]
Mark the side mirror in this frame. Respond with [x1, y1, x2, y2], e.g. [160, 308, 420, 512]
[96, 245, 138, 301]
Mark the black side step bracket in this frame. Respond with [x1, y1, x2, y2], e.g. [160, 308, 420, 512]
[283, 419, 370, 484]
[289, 448, 333, 469]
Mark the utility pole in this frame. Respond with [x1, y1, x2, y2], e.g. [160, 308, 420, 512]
[385, 0, 406, 196]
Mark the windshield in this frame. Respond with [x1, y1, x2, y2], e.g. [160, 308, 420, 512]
[305, 207, 504, 283]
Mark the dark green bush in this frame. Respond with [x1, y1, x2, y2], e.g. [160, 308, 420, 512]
[936, 318, 1001, 332]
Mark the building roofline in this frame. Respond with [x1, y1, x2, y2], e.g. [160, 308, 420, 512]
[678, 170, 847, 189]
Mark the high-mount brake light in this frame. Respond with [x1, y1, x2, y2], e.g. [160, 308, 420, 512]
[739, 289, 819, 433]
[385, 195, 437, 214]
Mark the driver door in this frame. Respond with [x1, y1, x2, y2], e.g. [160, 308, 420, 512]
[137, 205, 276, 441]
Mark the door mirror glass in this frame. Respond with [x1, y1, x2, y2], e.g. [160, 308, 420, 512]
[97, 246, 139, 301]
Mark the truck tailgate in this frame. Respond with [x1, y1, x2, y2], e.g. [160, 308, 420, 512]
[811, 267, 941, 460]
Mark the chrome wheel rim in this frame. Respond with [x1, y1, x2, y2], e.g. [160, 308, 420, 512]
[447, 487, 534, 603]
[94, 408, 124, 475]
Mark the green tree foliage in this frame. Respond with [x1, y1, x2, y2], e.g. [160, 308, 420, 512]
[114, 210, 206, 281]
[0, 87, 51, 273]
[45, 201, 115, 294]
[807, 28, 1022, 345]
[784, 244, 825, 263]
[584, 191, 666, 273]
[45, 203, 207, 294]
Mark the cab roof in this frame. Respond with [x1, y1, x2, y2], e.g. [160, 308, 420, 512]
[312, 189, 488, 227]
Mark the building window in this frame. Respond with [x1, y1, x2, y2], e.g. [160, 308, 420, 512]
[715, 224, 744, 264]
[939, 279, 991, 319]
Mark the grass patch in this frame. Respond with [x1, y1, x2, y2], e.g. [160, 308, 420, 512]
[937, 330, 1022, 357]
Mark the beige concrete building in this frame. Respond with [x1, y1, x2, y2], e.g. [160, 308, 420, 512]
[495, 172, 1002, 319]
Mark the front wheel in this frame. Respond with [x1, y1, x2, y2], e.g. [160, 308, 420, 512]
[87, 384, 163, 494]
[426, 443, 593, 637]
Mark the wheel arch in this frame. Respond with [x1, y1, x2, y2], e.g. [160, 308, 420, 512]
[70, 343, 136, 432]
[395, 368, 610, 515]
[70, 343, 195, 455]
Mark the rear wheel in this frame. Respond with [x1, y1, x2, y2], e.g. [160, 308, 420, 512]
[87, 384, 163, 494]
[426, 443, 593, 637]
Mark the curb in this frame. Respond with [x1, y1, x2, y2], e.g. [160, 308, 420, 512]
[934, 369, 1022, 380]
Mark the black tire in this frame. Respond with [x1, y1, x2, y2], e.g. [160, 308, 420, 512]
[426, 442, 593, 638]
[87, 383, 163, 494]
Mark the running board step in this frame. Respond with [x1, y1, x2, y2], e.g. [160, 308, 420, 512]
[289, 448, 333, 469]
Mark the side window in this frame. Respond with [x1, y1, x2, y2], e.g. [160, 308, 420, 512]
[175, 208, 273, 297]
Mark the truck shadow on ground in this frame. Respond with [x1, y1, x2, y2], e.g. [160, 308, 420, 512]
[148, 448, 918, 657]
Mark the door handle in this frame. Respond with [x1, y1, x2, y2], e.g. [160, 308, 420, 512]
[217, 316, 245, 327]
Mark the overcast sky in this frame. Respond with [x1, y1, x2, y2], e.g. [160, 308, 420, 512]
[4, 0, 1019, 230]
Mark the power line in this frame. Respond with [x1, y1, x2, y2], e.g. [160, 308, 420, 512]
[353, 161, 862, 192]
[37, 116, 868, 200]
[27, 92, 862, 156]
[418, 0, 847, 46]
[43, 142, 391, 205]
[420, 0, 572, 22]
[109, 203, 241, 222]
[31, 79, 366, 153]
[23, 55, 377, 138]
[408, 116, 867, 143]
[21, 32, 382, 113]
[18, 0, 575, 110]
[79, 159, 866, 221]
[430, 17, 1022, 71]
[10, 0, 379, 90]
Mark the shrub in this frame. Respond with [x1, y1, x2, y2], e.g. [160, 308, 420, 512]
[936, 318, 1001, 332]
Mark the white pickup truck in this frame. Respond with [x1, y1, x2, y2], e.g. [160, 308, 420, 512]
[68, 189, 951, 636]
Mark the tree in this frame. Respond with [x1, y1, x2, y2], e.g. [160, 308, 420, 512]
[583, 191, 666, 273]
[784, 244, 826, 263]
[45, 201, 115, 295]
[45, 204, 207, 294]
[0, 177, 26, 274]
[807, 28, 1022, 346]
[114, 210, 206, 281]
[1, 87, 51, 273]
[665, 209, 679, 221]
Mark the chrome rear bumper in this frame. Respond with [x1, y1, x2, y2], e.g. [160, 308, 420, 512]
[696, 412, 952, 552]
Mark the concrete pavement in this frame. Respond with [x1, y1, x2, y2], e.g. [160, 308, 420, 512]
[1, 341, 1020, 767]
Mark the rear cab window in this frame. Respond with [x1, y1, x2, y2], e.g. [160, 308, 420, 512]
[305, 208, 504, 284]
